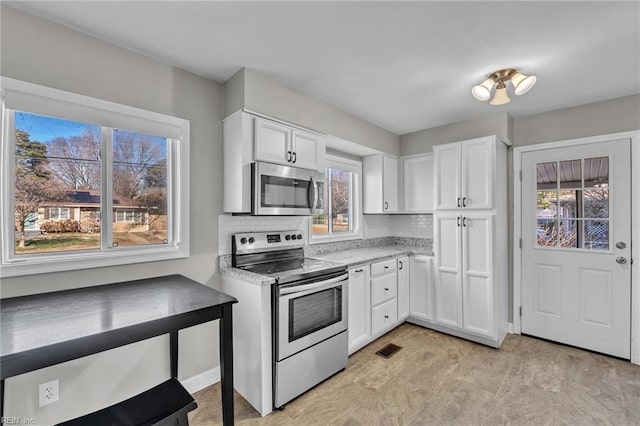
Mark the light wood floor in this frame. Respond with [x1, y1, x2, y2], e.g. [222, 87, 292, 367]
[188, 323, 640, 425]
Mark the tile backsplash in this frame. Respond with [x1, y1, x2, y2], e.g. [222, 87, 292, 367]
[218, 213, 434, 255]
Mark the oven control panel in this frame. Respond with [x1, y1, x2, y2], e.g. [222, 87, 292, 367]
[232, 230, 305, 254]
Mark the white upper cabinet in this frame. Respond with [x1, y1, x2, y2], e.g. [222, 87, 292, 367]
[461, 138, 493, 210]
[291, 129, 324, 171]
[254, 118, 291, 165]
[434, 143, 461, 210]
[363, 154, 398, 213]
[254, 116, 325, 171]
[403, 154, 434, 213]
[434, 137, 493, 211]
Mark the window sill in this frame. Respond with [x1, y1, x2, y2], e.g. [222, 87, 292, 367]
[0, 245, 189, 278]
[308, 231, 362, 245]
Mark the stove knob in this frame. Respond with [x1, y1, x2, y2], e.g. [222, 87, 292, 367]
[285, 235, 291, 241]
[248, 237, 255, 244]
[240, 237, 247, 244]
[291, 234, 297, 240]
[297, 234, 303, 240]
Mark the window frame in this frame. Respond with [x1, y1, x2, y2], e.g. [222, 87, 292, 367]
[309, 154, 362, 244]
[0, 77, 190, 277]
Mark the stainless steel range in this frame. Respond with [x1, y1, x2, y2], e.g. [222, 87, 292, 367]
[232, 231, 348, 409]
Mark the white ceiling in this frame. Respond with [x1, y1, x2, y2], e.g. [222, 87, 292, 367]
[8, 1, 640, 135]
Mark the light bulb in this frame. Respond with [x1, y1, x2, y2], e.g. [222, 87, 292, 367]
[471, 78, 493, 101]
[511, 72, 537, 95]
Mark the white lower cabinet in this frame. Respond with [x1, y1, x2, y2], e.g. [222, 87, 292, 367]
[397, 256, 409, 320]
[408, 255, 433, 321]
[372, 299, 398, 336]
[348, 266, 371, 354]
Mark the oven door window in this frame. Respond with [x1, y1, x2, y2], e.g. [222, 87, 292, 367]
[261, 175, 311, 209]
[288, 287, 342, 342]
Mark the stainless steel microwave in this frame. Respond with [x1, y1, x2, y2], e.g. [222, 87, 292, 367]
[252, 162, 325, 215]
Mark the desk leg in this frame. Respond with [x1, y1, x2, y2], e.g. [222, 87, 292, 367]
[220, 304, 234, 426]
[170, 330, 178, 378]
[1, 378, 4, 419]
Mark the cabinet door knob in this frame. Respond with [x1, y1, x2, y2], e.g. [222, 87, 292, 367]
[384, 288, 389, 292]
[355, 268, 364, 273]
[384, 201, 389, 210]
[384, 315, 389, 319]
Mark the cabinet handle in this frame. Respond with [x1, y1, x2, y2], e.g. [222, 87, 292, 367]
[457, 197, 461, 208]
[399, 261, 403, 270]
[384, 266, 389, 269]
[462, 197, 467, 207]
[292, 152, 297, 164]
[463, 217, 467, 227]
[384, 288, 389, 291]
[384, 315, 389, 319]
[457, 216, 461, 227]
[287, 151, 292, 162]
[384, 201, 389, 210]
[355, 268, 364, 273]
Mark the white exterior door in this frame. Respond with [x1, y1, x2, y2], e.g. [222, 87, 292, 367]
[521, 139, 631, 359]
[434, 212, 463, 327]
[462, 212, 494, 336]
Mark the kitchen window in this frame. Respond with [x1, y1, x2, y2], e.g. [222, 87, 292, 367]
[310, 155, 361, 242]
[0, 77, 190, 277]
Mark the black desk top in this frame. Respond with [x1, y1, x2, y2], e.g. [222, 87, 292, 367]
[1, 274, 237, 379]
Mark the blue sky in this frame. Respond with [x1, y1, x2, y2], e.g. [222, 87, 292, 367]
[16, 111, 97, 143]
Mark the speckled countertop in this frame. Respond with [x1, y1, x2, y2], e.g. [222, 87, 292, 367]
[311, 245, 433, 269]
[219, 265, 276, 286]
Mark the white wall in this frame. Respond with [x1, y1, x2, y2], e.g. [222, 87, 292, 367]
[0, 5, 224, 423]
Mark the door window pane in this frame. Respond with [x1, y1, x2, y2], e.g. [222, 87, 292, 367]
[537, 191, 557, 219]
[584, 189, 609, 218]
[14, 111, 100, 254]
[559, 160, 582, 189]
[559, 190, 581, 219]
[584, 157, 609, 188]
[536, 162, 557, 190]
[112, 129, 168, 247]
[537, 219, 558, 247]
[558, 220, 579, 248]
[584, 220, 609, 250]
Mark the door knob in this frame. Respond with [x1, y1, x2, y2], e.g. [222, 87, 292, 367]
[616, 257, 628, 265]
[616, 241, 627, 249]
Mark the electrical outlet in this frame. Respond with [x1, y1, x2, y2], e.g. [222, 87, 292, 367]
[38, 379, 59, 407]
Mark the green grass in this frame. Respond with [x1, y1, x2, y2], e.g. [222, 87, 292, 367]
[15, 234, 100, 254]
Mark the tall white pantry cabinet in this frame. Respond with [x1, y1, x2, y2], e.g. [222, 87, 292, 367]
[432, 135, 509, 348]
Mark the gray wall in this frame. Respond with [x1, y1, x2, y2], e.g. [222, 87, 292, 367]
[225, 68, 401, 156]
[1, 5, 224, 423]
[400, 112, 512, 156]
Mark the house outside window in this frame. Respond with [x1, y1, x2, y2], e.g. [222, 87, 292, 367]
[1, 77, 190, 277]
[310, 155, 362, 242]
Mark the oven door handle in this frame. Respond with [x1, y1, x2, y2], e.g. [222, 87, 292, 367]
[279, 273, 348, 296]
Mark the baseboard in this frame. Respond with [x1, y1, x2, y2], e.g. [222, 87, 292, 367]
[181, 366, 220, 394]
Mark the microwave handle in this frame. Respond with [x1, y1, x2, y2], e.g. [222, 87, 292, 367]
[309, 176, 319, 212]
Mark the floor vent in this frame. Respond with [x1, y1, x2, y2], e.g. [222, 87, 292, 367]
[375, 343, 402, 359]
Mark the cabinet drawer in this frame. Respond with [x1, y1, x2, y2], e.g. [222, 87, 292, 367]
[371, 274, 397, 306]
[371, 259, 397, 277]
[372, 299, 398, 336]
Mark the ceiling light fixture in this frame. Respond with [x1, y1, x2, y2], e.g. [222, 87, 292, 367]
[472, 68, 537, 105]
